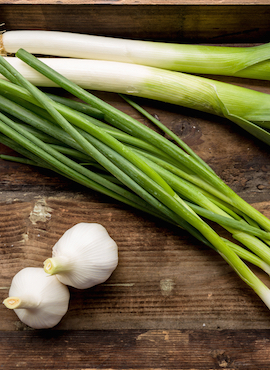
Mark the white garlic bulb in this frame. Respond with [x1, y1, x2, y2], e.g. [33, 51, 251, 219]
[43, 222, 118, 289]
[3, 267, 70, 329]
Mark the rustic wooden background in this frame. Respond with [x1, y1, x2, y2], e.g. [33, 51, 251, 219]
[1, 2, 270, 369]
[1, 2, 270, 43]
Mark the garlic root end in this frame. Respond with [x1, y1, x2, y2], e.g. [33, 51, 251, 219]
[44, 256, 70, 275]
[3, 296, 22, 309]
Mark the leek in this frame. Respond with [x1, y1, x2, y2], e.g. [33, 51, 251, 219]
[1, 56, 270, 148]
[2, 30, 270, 80]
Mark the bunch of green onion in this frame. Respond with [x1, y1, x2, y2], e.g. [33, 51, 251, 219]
[1, 49, 270, 311]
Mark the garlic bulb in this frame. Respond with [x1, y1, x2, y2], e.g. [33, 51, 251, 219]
[43, 223, 118, 289]
[3, 267, 70, 329]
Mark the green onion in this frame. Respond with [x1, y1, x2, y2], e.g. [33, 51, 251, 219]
[2, 56, 270, 240]
[14, 49, 270, 233]
[222, 239, 270, 276]
[0, 113, 182, 225]
[0, 153, 38, 166]
[45, 92, 104, 120]
[2, 30, 270, 80]
[120, 93, 214, 173]
[2, 53, 270, 311]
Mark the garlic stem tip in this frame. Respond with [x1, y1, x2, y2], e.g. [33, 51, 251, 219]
[3, 296, 21, 309]
[43, 258, 54, 275]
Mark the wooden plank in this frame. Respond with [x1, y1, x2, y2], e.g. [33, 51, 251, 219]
[1, 0, 270, 4]
[1, 194, 270, 331]
[1, 2, 270, 367]
[1, 329, 270, 369]
[1, 4, 270, 42]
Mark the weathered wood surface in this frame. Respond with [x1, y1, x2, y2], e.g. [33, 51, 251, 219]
[1, 329, 270, 369]
[1, 4, 270, 43]
[1, 3, 270, 368]
[1, 0, 270, 4]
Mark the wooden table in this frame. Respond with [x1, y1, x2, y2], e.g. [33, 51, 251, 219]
[1, 1, 270, 368]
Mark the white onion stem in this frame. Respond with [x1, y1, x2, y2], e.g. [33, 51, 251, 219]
[1, 56, 270, 125]
[2, 30, 270, 79]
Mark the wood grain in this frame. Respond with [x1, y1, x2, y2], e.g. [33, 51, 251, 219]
[1, 4, 270, 367]
[1, 194, 270, 332]
[1, 4, 270, 43]
[1, 0, 270, 4]
[1, 329, 270, 369]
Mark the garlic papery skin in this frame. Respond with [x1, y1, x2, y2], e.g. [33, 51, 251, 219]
[3, 267, 70, 329]
[43, 223, 119, 289]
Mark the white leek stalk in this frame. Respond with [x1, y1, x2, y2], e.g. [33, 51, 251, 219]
[43, 223, 118, 289]
[3, 267, 70, 329]
[1, 30, 270, 80]
[1, 57, 270, 128]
